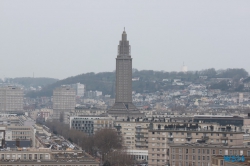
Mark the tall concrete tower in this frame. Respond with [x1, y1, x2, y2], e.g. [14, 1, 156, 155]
[109, 29, 143, 118]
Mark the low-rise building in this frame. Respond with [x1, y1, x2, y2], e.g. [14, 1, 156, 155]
[69, 116, 114, 135]
[148, 122, 245, 166]
[170, 144, 250, 166]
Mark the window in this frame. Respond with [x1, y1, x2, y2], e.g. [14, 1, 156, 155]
[230, 139, 233, 142]
[186, 149, 189, 153]
[211, 133, 213, 136]
[182, 132, 184, 135]
[179, 149, 182, 153]
[172, 148, 175, 153]
[198, 156, 201, 160]
[217, 133, 219, 136]
[198, 149, 200, 153]
[172, 155, 175, 159]
[207, 149, 210, 154]
[230, 134, 233, 136]
[220, 160, 224, 166]
[186, 155, 188, 160]
[203, 156, 205, 160]
[213, 150, 215, 154]
[207, 156, 210, 160]
[179, 155, 182, 160]
[176, 132, 179, 135]
[196, 133, 198, 135]
[219, 150, 222, 154]
[193, 156, 196, 160]
[193, 149, 195, 153]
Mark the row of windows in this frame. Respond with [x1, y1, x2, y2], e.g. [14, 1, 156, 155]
[172, 161, 209, 166]
[172, 155, 210, 161]
[152, 131, 234, 137]
[172, 148, 247, 155]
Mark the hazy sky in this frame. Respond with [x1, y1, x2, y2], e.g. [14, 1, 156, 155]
[1, 1, 250, 79]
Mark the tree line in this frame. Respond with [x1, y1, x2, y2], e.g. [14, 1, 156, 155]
[45, 120, 133, 166]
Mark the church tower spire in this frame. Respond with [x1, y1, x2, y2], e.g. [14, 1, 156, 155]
[118, 28, 130, 56]
[109, 29, 143, 117]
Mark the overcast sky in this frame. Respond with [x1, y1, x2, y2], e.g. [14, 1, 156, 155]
[0, 1, 250, 79]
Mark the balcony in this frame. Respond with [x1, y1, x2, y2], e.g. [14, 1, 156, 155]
[135, 143, 148, 147]
[135, 126, 148, 129]
[135, 134, 144, 138]
[186, 135, 192, 139]
[221, 136, 228, 140]
[114, 125, 121, 130]
[135, 130, 148, 134]
[135, 139, 147, 143]
[201, 136, 209, 140]
[167, 141, 174, 144]
[167, 135, 173, 138]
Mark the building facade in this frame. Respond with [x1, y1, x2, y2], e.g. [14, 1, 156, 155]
[71, 82, 85, 97]
[69, 116, 114, 135]
[170, 144, 250, 166]
[0, 86, 23, 113]
[114, 120, 150, 150]
[52, 86, 76, 122]
[148, 122, 245, 166]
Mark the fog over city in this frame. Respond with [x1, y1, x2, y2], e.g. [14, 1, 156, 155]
[1, 0, 250, 79]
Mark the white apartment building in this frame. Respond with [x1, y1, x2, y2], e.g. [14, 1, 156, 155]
[52, 86, 76, 122]
[71, 83, 85, 97]
[0, 86, 23, 113]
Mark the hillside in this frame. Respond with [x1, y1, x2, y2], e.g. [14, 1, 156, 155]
[25, 68, 249, 98]
[5, 77, 59, 87]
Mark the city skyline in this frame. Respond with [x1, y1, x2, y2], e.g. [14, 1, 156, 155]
[1, 1, 250, 79]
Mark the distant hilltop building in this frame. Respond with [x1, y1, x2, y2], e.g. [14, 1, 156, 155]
[181, 63, 188, 72]
[0, 86, 23, 114]
[71, 82, 85, 97]
[108, 29, 143, 118]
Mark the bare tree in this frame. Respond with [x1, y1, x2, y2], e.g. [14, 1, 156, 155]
[104, 150, 134, 166]
[94, 129, 122, 155]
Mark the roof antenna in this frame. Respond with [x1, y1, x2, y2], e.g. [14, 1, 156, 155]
[124, 27, 125, 31]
